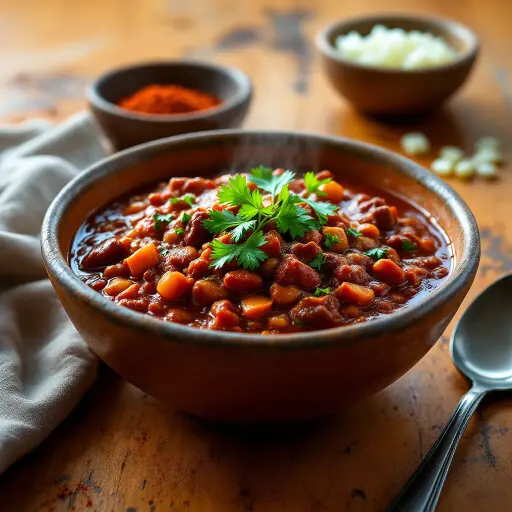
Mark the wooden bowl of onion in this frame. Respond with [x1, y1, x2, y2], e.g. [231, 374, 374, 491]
[316, 14, 479, 115]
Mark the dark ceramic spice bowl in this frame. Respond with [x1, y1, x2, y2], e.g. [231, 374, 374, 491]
[41, 130, 479, 422]
[316, 14, 479, 115]
[87, 60, 253, 150]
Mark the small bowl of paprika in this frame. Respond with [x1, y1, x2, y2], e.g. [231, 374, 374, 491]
[87, 60, 253, 150]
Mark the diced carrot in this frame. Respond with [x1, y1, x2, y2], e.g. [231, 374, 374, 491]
[319, 180, 344, 203]
[358, 223, 380, 238]
[372, 259, 406, 285]
[240, 295, 273, 320]
[270, 283, 301, 306]
[322, 226, 348, 253]
[125, 243, 160, 276]
[157, 271, 194, 301]
[334, 282, 375, 307]
[267, 314, 290, 330]
[104, 278, 133, 297]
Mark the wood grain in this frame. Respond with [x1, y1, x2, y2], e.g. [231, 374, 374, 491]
[0, 0, 511, 510]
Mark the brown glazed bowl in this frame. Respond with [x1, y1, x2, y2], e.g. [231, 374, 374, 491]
[316, 14, 479, 115]
[41, 131, 480, 423]
[87, 60, 252, 150]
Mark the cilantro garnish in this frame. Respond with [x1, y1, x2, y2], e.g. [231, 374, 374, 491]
[346, 227, 362, 238]
[170, 194, 195, 206]
[210, 232, 268, 271]
[203, 169, 338, 271]
[364, 247, 389, 260]
[324, 233, 340, 250]
[175, 228, 184, 236]
[309, 253, 326, 271]
[181, 212, 192, 224]
[402, 239, 417, 252]
[153, 213, 173, 230]
[304, 171, 332, 197]
[313, 286, 331, 296]
[159, 246, 169, 256]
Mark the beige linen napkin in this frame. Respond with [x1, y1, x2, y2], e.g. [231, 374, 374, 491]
[0, 112, 107, 474]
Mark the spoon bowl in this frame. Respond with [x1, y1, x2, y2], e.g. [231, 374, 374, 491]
[390, 273, 512, 512]
[451, 273, 512, 387]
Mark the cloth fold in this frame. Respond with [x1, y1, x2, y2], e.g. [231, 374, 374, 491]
[0, 112, 107, 474]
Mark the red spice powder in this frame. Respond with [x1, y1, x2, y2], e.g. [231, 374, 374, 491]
[117, 84, 221, 115]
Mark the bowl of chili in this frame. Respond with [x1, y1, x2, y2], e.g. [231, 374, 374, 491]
[42, 130, 479, 422]
[87, 60, 253, 150]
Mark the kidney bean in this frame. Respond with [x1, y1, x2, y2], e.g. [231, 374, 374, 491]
[183, 210, 209, 246]
[223, 270, 263, 293]
[260, 257, 281, 279]
[81, 237, 129, 270]
[117, 298, 149, 312]
[167, 308, 193, 324]
[185, 258, 210, 279]
[373, 205, 397, 230]
[165, 246, 199, 269]
[209, 300, 240, 330]
[192, 279, 229, 306]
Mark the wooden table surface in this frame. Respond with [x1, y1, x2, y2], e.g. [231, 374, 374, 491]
[1, 0, 511, 511]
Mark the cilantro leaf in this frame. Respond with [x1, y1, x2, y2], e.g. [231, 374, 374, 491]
[209, 232, 267, 271]
[159, 246, 169, 256]
[250, 166, 295, 197]
[209, 240, 241, 269]
[203, 209, 239, 234]
[175, 228, 184, 236]
[218, 175, 256, 207]
[323, 233, 340, 249]
[402, 239, 417, 252]
[276, 204, 318, 238]
[309, 253, 326, 271]
[230, 220, 257, 242]
[301, 197, 337, 224]
[304, 171, 332, 197]
[364, 247, 389, 260]
[313, 287, 331, 296]
[236, 232, 268, 270]
[153, 213, 173, 230]
[181, 212, 192, 224]
[346, 227, 362, 238]
[202, 210, 256, 242]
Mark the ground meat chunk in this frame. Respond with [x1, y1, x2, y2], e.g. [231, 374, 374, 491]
[275, 256, 321, 290]
[291, 241, 322, 263]
[373, 206, 397, 230]
[290, 295, 341, 327]
[334, 264, 371, 284]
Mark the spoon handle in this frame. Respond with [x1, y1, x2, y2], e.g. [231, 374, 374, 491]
[388, 385, 486, 512]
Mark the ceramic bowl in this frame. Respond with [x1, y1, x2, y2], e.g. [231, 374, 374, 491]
[87, 60, 252, 150]
[316, 14, 479, 115]
[41, 131, 480, 422]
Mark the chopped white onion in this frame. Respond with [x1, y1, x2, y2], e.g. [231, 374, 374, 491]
[400, 132, 431, 155]
[475, 161, 498, 179]
[431, 158, 454, 176]
[472, 147, 502, 164]
[454, 159, 475, 179]
[439, 146, 464, 163]
[335, 25, 456, 70]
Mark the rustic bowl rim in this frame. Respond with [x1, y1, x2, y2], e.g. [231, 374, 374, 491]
[86, 59, 253, 123]
[41, 129, 480, 350]
[315, 13, 480, 74]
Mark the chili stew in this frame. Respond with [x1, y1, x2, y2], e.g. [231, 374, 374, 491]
[70, 168, 451, 333]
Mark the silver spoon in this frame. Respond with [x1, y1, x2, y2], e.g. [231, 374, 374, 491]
[389, 273, 512, 512]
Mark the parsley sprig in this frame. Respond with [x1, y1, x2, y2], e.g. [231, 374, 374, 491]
[203, 168, 338, 270]
[365, 247, 389, 261]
